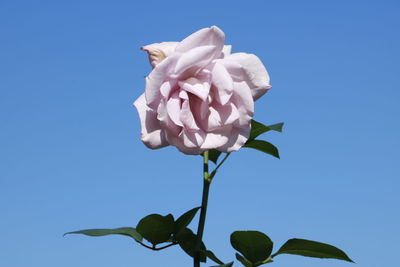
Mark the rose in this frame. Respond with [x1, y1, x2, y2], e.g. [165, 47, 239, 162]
[134, 26, 271, 155]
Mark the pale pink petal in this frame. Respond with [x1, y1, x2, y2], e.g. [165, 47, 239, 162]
[145, 53, 180, 108]
[207, 106, 222, 130]
[219, 102, 240, 125]
[221, 45, 232, 58]
[133, 94, 168, 149]
[166, 91, 183, 127]
[157, 98, 181, 136]
[176, 26, 225, 56]
[178, 77, 210, 101]
[226, 52, 271, 100]
[217, 127, 251, 153]
[207, 102, 239, 131]
[200, 126, 231, 150]
[160, 80, 172, 98]
[232, 81, 254, 128]
[163, 131, 196, 154]
[174, 45, 217, 74]
[141, 42, 178, 67]
[180, 128, 206, 148]
[189, 93, 209, 128]
[180, 100, 200, 131]
[212, 62, 233, 105]
[220, 60, 245, 81]
[179, 90, 189, 100]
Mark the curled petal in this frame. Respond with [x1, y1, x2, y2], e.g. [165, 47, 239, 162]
[133, 94, 168, 149]
[178, 77, 210, 101]
[141, 42, 178, 67]
[189, 93, 210, 125]
[176, 26, 225, 56]
[207, 102, 239, 131]
[180, 128, 206, 148]
[157, 99, 182, 136]
[145, 53, 180, 108]
[180, 100, 200, 131]
[200, 126, 231, 150]
[212, 62, 233, 105]
[217, 126, 251, 153]
[174, 45, 217, 74]
[225, 52, 271, 100]
[166, 91, 183, 127]
[232, 81, 254, 128]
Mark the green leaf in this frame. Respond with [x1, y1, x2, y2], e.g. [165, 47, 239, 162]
[243, 140, 280, 159]
[174, 207, 201, 234]
[231, 231, 273, 264]
[274, 238, 354, 262]
[249, 120, 284, 141]
[202, 249, 224, 265]
[136, 214, 174, 245]
[64, 227, 142, 242]
[175, 228, 207, 262]
[211, 262, 234, 267]
[209, 149, 222, 164]
[235, 253, 252, 267]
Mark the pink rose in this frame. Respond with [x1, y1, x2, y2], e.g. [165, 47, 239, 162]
[134, 26, 271, 155]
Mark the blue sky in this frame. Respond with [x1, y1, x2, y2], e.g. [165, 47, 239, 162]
[1, 0, 399, 266]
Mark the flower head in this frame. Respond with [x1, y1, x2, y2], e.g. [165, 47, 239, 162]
[134, 26, 271, 154]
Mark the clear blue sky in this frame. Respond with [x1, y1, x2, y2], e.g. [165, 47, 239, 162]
[1, 0, 399, 266]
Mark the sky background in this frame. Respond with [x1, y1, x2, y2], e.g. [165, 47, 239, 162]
[1, 0, 399, 266]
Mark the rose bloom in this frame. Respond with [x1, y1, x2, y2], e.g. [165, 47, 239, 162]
[134, 26, 271, 155]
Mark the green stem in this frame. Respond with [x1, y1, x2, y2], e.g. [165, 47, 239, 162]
[136, 241, 177, 251]
[194, 151, 211, 267]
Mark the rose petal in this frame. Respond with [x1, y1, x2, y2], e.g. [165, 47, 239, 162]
[232, 81, 254, 128]
[141, 42, 178, 67]
[145, 53, 180, 108]
[133, 94, 168, 149]
[212, 62, 233, 105]
[176, 26, 225, 56]
[226, 52, 271, 100]
[180, 128, 206, 148]
[160, 80, 172, 98]
[207, 102, 239, 131]
[157, 99, 181, 136]
[174, 45, 217, 74]
[217, 126, 251, 153]
[179, 90, 189, 100]
[178, 77, 210, 101]
[189, 93, 209, 127]
[160, 130, 197, 155]
[200, 126, 231, 150]
[166, 91, 183, 127]
[180, 100, 200, 131]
